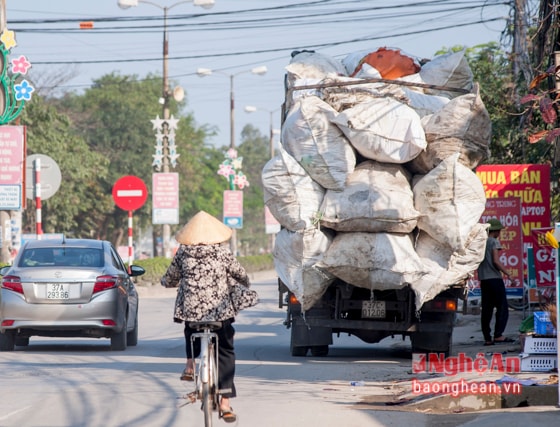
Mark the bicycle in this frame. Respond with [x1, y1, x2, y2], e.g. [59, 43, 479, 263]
[180, 321, 229, 427]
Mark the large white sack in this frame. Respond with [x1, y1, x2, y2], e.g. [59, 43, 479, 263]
[413, 153, 486, 253]
[281, 96, 356, 190]
[320, 74, 399, 112]
[420, 50, 473, 99]
[262, 147, 325, 231]
[273, 227, 336, 311]
[402, 87, 450, 118]
[320, 160, 419, 233]
[412, 223, 488, 309]
[317, 232, 427, 290]
[331, 97, 427, 163]
[286, 51, 347, 87]
[409, 84, 491, 174]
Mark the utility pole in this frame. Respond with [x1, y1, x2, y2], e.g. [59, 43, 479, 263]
[512, 0, 533, 105]
[0, 0, 9, 264]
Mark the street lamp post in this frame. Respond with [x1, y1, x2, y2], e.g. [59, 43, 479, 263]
[196, 66, 267, 256]
[117, 0, 215, 258]
[244, 105, 280, 159]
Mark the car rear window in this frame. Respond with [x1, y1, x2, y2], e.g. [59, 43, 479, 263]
[19, 248, 104, 268]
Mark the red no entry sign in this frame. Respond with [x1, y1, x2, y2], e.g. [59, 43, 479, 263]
[112, 175, 148, 211]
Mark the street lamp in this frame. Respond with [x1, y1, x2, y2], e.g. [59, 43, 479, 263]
[244, 105, 281, 159]
[196, 66, 267, 256]
[117, 0, 215, 258]
[196, 66, 267, 150]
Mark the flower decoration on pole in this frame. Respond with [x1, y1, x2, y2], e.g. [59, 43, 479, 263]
[217, 148, 250, 190]
[0, 28, 34, 124]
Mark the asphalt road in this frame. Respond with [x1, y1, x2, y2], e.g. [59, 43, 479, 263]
[0, 272, 558, 427]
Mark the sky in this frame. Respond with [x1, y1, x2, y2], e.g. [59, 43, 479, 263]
[6, 0, 531, 150]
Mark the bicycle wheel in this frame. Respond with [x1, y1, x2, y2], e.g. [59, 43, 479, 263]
[202, 381, 213, 427]
[201, 338, 214, 427]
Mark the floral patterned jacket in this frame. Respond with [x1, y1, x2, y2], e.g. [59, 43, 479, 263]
[160, 243, 251, 322]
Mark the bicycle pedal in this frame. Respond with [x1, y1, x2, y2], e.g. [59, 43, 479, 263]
[185, 391, 197, 403]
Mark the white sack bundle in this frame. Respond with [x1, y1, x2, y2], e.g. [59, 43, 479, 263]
[286, 51, 347, 88]
[262, 147, 325, 231]
[331, 96, 427, 164]
[412, 223, 488, 309]
[413, 153, 486, 253]
[281, 95, 356, 190]
[320, 160, 419, 233]
[321, 72, 409, 112]
[402, 87, 450, 118]
[273, 227, 336, 311]
[408, 84, 491, 174]
[317, 231, 427, 290]
[419, 50, 473, 99]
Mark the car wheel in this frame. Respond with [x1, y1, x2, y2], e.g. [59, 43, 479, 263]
[127, 316, 138, 347]
[110, 318, 127, 351]
[15, 336, 30, 347]
[0, 331, 15, 351]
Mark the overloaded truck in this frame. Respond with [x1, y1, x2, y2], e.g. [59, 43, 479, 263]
[262, 48, 492, 356]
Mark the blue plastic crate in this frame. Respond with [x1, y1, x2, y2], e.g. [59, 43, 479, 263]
[534, 311, 557, 336]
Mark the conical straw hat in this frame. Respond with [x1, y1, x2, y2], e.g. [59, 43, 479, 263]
[175, 211, 232, 245]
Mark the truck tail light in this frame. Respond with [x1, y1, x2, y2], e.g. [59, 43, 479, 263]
[427, 299, 457, 311]
[289, 293, 300, 305]
[93, 275, 118, 294]
[1, 275, 23, 294]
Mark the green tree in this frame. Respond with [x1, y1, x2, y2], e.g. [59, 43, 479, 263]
[20, 96, 110, 236]
[236, 124, 270, 254]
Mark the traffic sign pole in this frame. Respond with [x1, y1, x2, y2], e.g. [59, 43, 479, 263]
[34, 158, 42, 239]
[128, 210, 133, 272]
[112, 176, 148, 269]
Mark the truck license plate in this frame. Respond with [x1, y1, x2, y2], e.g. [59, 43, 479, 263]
[361, 301, 386, 318]
[47, 283, 70, 299]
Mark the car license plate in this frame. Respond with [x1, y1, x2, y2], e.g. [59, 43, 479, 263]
[361, 301, 386, 318]
[47, 283, 70, 299]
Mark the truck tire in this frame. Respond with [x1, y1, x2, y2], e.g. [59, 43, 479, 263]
[411, 331, 452, 357]
[310, 345, 329, 357]
[290, 325, 309, 357]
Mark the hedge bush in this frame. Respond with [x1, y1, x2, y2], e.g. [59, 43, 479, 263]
[134, 253, 274, 286]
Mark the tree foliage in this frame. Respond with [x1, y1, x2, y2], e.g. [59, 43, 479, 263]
[18, 72, 271, 254]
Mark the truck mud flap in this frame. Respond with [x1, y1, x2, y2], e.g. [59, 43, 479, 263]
[291, 320, 332, 347]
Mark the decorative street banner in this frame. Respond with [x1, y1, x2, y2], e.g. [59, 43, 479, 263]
[223, 190, 243, 228]
[469, 197, 524, 298]
[476, 164, 552, 288]
[0, 126, 25, 210]
[528, 227, 557, 288]
[265, 205, 280, 234]
[152, 172, 179, 225]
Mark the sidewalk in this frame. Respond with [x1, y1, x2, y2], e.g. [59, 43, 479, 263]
[397, 307, 560, 412]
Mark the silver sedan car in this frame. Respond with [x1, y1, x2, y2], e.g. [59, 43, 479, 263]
[0, 238, 144, 351]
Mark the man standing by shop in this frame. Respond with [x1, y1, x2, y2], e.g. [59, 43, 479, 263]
[477, 218, 514, 346]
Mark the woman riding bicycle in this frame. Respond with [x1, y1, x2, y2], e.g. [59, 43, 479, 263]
[161, 210, 252, 423]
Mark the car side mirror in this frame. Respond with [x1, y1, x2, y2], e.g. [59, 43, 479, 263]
[129, 265, 146, 277]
